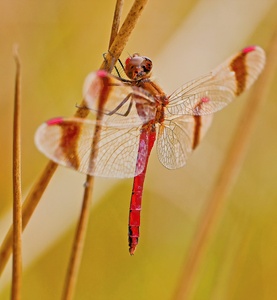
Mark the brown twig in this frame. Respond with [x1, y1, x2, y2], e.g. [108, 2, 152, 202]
[173, 32, 277, 300]
[62, 1, 126, 298]
[0, 161, 58, 275]
[74, 0, 149, 118]
[11, 45, 22, 300]
[61, 176, 94, 300]
[102, 0, 148, 72]
[109, 0, 124, 48]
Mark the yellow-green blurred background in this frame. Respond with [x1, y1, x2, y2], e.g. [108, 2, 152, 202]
[1, 0, 277, 299]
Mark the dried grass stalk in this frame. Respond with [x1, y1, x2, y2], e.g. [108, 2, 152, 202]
[11, 46, 22, 300]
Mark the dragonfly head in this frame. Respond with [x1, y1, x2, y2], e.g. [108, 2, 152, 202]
[124, 53, 152, 80]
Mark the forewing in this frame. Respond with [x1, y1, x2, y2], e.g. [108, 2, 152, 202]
[83, 71, 156, 126]
[166, 46, 266, 116]
[157, 115, 213, 169]
[35, 117, 145, 178]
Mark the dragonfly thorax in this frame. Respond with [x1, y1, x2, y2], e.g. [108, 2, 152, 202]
[125, 53, 152, 80]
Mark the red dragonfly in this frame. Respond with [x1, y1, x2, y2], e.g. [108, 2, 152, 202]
[35, 46, 265, 254]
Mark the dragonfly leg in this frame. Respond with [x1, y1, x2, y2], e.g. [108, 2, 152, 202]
[76, 93, 134, 117]
[114, 58, 126, 79]
[102, 51, 117, 73]
[106, 93, 134, 116]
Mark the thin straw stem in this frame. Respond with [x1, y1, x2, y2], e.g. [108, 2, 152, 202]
[61, 176, 94, 300]
[0, 161, 58, 275]
[173, 32, 277, 300]
[74, 0, 149, 118]
[11, 46, 22, 300]
[109, 0, 124, 48]
[62, 1, 125, 298]
[103, 0, 148, 72]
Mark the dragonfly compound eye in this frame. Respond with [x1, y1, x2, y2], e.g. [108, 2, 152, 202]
[141, 57, 153, 74]
[125, 55, 153, 80]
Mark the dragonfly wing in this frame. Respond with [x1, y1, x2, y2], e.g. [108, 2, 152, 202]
[35, 117, 146, 178]
[157, 115, 213, 169]
[83, 71, 156, 126]
[167, 46, 266, 116]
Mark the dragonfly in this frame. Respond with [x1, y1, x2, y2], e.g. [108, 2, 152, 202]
[35, 46, 265, 255]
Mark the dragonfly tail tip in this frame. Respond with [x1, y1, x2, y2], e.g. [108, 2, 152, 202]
[129, 246, 136, 255]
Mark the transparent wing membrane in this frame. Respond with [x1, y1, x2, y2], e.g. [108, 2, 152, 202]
[166, 46, 265, 117]
[83, 71, 156, 126]
[156, 114, 213, 169]
[35, 117, 146, 178]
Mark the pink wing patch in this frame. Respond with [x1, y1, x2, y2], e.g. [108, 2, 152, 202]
[46, 117, 64, 126]
[201, 97, 210, 103]
[242, 46, 256, 54]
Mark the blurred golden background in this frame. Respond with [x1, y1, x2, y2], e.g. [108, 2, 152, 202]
[1, 0, 277, 299]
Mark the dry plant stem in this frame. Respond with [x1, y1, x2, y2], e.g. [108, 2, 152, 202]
[0, 161, 58, 275]
[0, 0, 148, 277]
[62, 2, 124, 295]
[100, 0, 149, 73]
[61, 176, 94, 300]
[74, 0, 149, 117]
[62, 1, 148, 299]
[11, 47, 22, 300]
[109, 0, 124, 48]
[174, 32, 277, 300]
